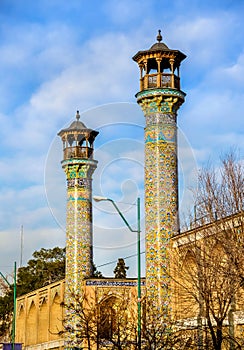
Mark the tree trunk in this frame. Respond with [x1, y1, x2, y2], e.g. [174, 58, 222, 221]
[228, 296, 235, 350]
[216, 322, 223, 350]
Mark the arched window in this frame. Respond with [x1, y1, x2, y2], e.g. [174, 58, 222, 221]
[99, 296, 119, 340]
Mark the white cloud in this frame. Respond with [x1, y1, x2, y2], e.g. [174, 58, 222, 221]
[214, 52, 244, 88]
[169, 13, 238, 64]
[0, 1, 243, 277]
[27, 32, 137, 117]
[0, 185, 52, 229]
[0, 227, 64, 276]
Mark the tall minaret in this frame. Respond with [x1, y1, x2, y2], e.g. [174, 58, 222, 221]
[133, 31, 186, 311]
[58, 111, 98, 345]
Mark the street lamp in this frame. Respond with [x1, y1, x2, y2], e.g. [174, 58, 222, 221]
[0, 262, 17, 350]
[93, 196, 141, 349]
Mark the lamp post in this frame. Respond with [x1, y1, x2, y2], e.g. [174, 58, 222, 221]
[93, 196, 141, 349]
[0, 261, 17, 350]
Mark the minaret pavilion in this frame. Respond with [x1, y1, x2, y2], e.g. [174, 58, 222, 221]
[58, 111, 98, 346]
[58, 111, 98, 289]
[133, 31, 186, 311]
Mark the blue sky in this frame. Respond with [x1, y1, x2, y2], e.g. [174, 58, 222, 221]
[0, 0, 243, 279]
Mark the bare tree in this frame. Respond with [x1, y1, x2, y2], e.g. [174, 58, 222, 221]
[60, 288, 99, 350]
[173, 152, 244, 350]
[0, 277, 10, 296]
[0, 272, 14, 342]
[61, 286, 138, 349]
[98, 289, 137, 349]
[61, 286, 194, 350]
[141, 297, 195, 350]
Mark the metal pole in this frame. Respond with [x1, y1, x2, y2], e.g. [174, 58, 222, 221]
[94, 196, 142, 348]
[12, 261, 17, 350]
[108, 199, 134, 232]
[137, 197, 141, 350]
[110, 198, 141, 348]
[0, 262, 16, 350]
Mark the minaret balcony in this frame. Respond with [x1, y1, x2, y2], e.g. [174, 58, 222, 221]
[63, 146, 93, 160]
[140, 73, 180, 91]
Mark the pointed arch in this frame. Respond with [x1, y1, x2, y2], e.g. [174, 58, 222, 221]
[26, 300, 37, 345]
[49, 292, 63, 340]
[184, 249, 197, 270]
[38, 298, 49, 343]
[212, 242, 225, 260]
[99, 295, 120, 340]
[50, 289, 60, 304]
[177, 250, 198, 319]
[16, 304, 25, 344]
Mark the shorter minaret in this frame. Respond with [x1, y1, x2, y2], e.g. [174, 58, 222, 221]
[58, 111, 98, 345]
[58, 111, 99, 289]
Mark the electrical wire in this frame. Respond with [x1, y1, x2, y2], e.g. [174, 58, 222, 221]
[97, 251, 145, 268]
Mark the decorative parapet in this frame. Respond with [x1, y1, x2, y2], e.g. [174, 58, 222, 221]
[86, 279, 145, 287]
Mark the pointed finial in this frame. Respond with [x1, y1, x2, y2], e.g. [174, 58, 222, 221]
[76, 110, 80, 121]
[157, 29, 162, 43]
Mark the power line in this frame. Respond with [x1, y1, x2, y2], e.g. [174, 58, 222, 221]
[97, 251, 145, 268]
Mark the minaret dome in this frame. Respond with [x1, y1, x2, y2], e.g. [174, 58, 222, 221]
[133, 30, 186, 92]
[58, 110, 99, 162]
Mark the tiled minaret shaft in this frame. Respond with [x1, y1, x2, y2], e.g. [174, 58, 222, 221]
[133, 31, 186, 310]
[58, 111, 98, 346]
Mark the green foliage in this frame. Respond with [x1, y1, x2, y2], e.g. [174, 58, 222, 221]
[0, 287, 13, 337]
[92, 263, 103, 278]
[113, 258, 129, 279]
[0, 246, 65, 339]
[17, 247, 65, 296]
